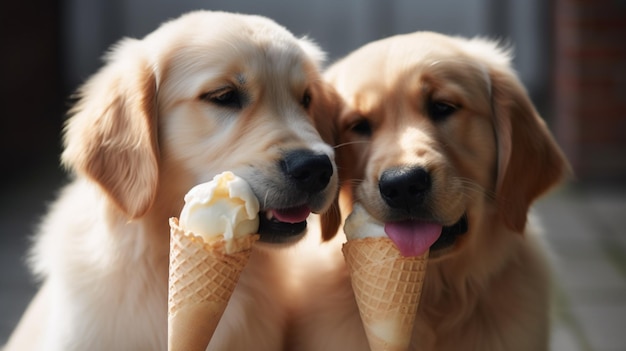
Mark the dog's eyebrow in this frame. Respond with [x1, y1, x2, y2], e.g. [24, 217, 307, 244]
[428, 59, 491, 97]
[236, 73, 247, 86]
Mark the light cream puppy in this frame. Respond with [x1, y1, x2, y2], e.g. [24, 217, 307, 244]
[5, 11, 341, 351]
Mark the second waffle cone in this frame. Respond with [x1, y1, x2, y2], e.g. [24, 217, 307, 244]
[342, 237, 428, 351]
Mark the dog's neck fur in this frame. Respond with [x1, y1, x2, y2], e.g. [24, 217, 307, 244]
[413, 208, 549, 350]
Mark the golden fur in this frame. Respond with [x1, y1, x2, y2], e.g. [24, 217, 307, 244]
[5, 11, 341, 351]
[290, 32, 569, 351]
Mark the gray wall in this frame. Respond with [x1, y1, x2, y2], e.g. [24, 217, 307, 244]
[62, 0, 551, 101]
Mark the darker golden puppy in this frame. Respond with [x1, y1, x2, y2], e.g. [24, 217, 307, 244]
[292, 32, 569, 351]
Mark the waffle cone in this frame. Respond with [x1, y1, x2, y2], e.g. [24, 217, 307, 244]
[167, 217, 259, 351]
[342, 237, 428, 351]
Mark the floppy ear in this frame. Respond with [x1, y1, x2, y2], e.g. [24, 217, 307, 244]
[62, 39, 159, 219]
[310, 80, 343, 241]
[490, 68, 569, 232]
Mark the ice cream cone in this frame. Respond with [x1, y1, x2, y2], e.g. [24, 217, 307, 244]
[167, 217, 259, 351]
[342, 237, 428, 351]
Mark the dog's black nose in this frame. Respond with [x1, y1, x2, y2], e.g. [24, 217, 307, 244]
[379, 166, 431, 209]
[281, 149, 333, 194]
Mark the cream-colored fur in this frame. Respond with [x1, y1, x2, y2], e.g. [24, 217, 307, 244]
[5, 11, 341, 351]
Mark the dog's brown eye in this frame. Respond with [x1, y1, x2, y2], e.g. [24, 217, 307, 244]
[201, 88, 242, 109]
[428, 101, 458, 121]
[301, 90, 312, 109]
[350, 118, 372, 137]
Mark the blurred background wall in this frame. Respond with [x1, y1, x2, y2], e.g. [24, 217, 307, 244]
[1, 0, 624, 193]
[553, 0, 626, 183]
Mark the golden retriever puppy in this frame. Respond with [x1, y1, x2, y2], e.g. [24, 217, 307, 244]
[290, 32, 569, 351]
[5, 11, 341, 351]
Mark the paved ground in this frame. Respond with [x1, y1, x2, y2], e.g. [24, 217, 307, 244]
[537, 186, 626, 351]
[1, 167, 625, 350]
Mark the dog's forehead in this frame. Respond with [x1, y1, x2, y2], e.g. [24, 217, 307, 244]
[147, 11, 297, 46]
[330, 32, 492, 108]
[333, 34, 465, 83]
[148, 11, 311, 79]
[152, 15, 316, 108]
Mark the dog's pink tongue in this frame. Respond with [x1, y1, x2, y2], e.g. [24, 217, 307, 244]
[384, 221, 443, 257]
[272, 205, 311, 223]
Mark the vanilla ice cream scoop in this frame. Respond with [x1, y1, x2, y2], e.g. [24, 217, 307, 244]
[179, 172, 259, 245]
[344, 203, 387, 240]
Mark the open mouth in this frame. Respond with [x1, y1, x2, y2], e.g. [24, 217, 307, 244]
[430, 214, 469, 251]
[384, 214, 468, 256]
[258, 205, 312, 243]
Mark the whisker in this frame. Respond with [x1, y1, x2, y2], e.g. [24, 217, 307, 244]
[263, 190, 270, 209]
[333, 140, 371, 149]
[454, 177, 496, 201]
[344, 179, 365, 187]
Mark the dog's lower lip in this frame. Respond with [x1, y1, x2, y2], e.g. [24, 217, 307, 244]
[257, 210, 308, 242]
[431, 214, 469, 251]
